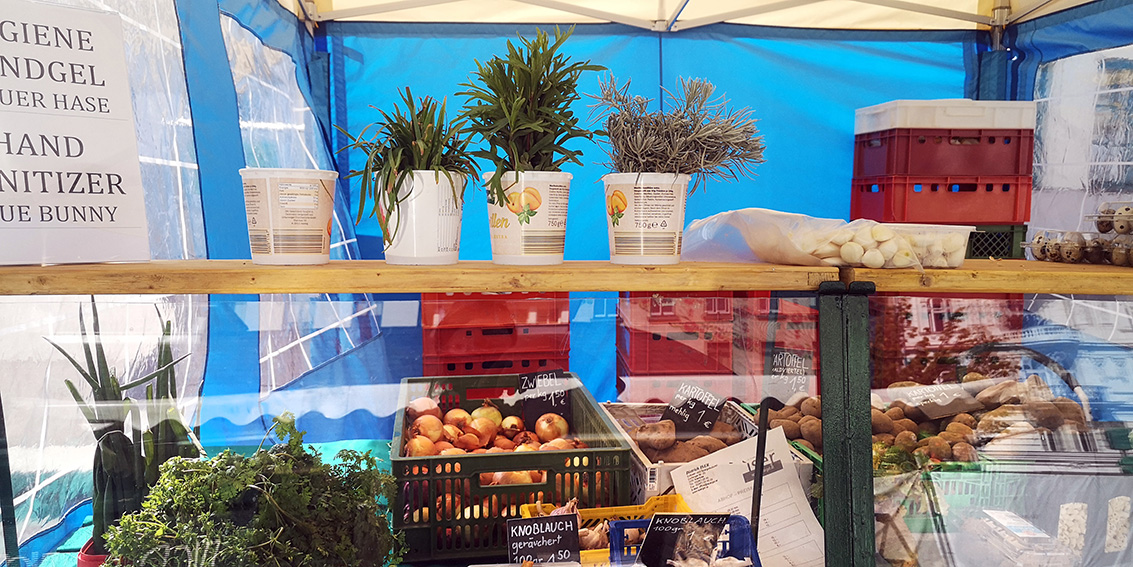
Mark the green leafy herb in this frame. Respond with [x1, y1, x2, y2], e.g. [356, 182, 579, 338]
[337, 88, 478, 246]
[516, 204, 537, 225]
[457, 26, 604, 206]
[105, 414, 403, 567]
[610, 210, 623, 227]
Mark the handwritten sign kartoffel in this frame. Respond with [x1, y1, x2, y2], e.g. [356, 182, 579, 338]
[1, 1, 149, 264]
[662, 382, 724, 437]
[765, 347, 814, 402]
[506, 514, 580, 564]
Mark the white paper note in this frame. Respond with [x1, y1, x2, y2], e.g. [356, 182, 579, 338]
[671, 428, 825, 567]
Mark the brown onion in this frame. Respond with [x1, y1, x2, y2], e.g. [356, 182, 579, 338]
[443, 408, 472, 429]
[472, 448, 488, 454]
[513, 444, 536, 452]
[454, 433, 481, 451]
[440, 448, 466, 456]
[491, 471, 533, 485]
[412, 414, 445, 443]
[486, 447, 507, 453]
[466, 417, 498, 447]
[434, 441, 454, 452]
[406, 397, 441, 422]
[539, 438, 573, 451]
[405, 435, 437, 457]
[471, 399, 503, 427]
[529, 470, 544, 482]
[513, 430, 540, 446]
[442, 424, 463, 444]
[534, 413, 569, 442]
[492, 436, 516, 451]
[500, 415, 525, 438]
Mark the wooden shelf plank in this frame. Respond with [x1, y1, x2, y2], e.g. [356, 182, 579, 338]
[848, 259, 1133, 295]
[0, 260, 841, 295]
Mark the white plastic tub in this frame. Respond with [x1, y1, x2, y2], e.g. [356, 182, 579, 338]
[239, 168, 338, 265]
[854, 99, 1037, 134]
[601, 173, 691, 265]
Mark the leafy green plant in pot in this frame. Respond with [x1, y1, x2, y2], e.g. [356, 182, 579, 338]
[590, 76, 766, 265]
[104, 413, 403, 567]
[457, 26, 604, 265]
[337, 88, 478, 265]
[46, 298, 201, 565]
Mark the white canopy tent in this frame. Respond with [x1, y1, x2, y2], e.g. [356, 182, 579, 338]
[290, 0, 1096, 31]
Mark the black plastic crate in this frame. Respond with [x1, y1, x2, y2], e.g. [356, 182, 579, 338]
[967, 224, 1026, 259]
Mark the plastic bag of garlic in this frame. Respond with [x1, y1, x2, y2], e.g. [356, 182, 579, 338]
[682, 208, 974, 269]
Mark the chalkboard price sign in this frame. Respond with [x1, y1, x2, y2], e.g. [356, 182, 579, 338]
[518, 369, 572, 425]
[506, 515, 581, 564]
[635, 513, 730, 567]
[661, 382, 724, 436]
[764, 348, 814, 402]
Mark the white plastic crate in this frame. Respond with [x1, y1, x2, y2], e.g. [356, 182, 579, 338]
[855, 99, 1037, 134]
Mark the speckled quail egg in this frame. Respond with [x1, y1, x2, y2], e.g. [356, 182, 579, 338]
[1110, 236, 1131, 266]
[1030, 233, 1048, 261]
[1114, 206, 1133, 234]
[1097, 208, 1116, 233]
[1047, 240, 1063, 262]
[1061, 232, 1086, 263]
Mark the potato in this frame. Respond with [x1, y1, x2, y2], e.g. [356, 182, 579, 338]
[917, 421, 939, 436]
[654, 441, 709, 463]
[800, 419, 822, 448]
[709, 420, 743, 445]
[874, 433, 895, 446]
[1023, 375, 1053, 402]
[888, 381, 920, 389]
[925, 437, 952, 460]
[913, 446, 932, 459]
[769, 419, 801, 440]
[894, 419, 919, 434]
[1024, 401, 1065, 430]
[884, 407, 906, 422]
[894, 431, 917, 452]
[686, 435, 727, 454]
[937, 431, 966, 445]
[799, 415, 819, 426]
[952, 442, 978, 462]
[950, 413, 977, 430]
[794, 439, 816, 452]
[786, 413, 803, 423]
[769, 406, 800, 421]
[976, 380, 1022, 407]
[800, 397, 822, 418]
[961, 371, 987, 383]
[871, 409, 895, 434]
[636, 420, 677, 450]
[642, 446, 661, 462]
[945, 421, 975, 441]
[976, 405, 1025, 438]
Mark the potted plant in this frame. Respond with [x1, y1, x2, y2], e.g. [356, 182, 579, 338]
[458, 26, 604, 265]
[46, 298, 200, 566]
[590, 76, 766, 264]
[104, 414, 403, 567]
[337, 88, 478, 265]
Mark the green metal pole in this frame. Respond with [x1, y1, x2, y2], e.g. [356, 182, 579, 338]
[817, 281, 876, 567]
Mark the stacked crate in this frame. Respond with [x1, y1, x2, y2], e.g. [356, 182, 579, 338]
[421, 292, 570, 375]
[615, 291, 739, 402]
[850, 99, 1037, 259]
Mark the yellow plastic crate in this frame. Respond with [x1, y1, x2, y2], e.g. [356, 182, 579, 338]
[518, 494, 693, 567]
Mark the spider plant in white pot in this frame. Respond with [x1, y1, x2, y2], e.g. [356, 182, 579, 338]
[591, 76, 766, 265]
[337, 88, 478, 265]
[458, 26, 604, 265]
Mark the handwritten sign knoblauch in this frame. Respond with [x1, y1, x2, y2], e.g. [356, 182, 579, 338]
[506, 514, 580, 564]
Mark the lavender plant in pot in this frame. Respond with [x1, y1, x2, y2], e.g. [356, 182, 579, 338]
[338, 88, 478, 265]
[590, 76, 766, 265]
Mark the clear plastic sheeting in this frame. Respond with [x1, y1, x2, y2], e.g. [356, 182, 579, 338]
[869, 294, 1133, 567]
[1032, 43, 1133, 238]
[0, 295, 206, 563]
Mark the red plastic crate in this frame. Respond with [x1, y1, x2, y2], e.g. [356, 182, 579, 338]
[422, 352, 569, 376]
[421, 292, 569, 328]
[616, 321, 732, 375]
[854, 128, 1034, 178]
[850, 174, 1031, 224]
[618, 291, 733, 330]
[422, 324, 570, 357]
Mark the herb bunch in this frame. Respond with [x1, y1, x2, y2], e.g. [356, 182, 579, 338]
[590, 76, 766, 192]
[458, 26, 604, 205]
[337, 88, 477, 246]
[105, 414, 403, 567]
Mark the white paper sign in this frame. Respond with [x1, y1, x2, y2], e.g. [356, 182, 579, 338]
[671, 428, 825, 567]
[1, 1, 150, 264]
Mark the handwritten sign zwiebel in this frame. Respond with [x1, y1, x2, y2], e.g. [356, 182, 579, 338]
[518, 369, 572, 425]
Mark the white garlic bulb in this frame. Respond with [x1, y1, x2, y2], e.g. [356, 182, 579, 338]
[840, 241, 865, 264]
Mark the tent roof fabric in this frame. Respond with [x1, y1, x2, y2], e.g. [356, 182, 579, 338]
[288, 0, 1096, 30]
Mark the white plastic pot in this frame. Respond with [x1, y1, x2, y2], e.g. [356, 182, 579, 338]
[383, 171, 466, 265]
[485, 171, 571, 265]
[239, 168, 338, 265]
[601, 173, 691, 265]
